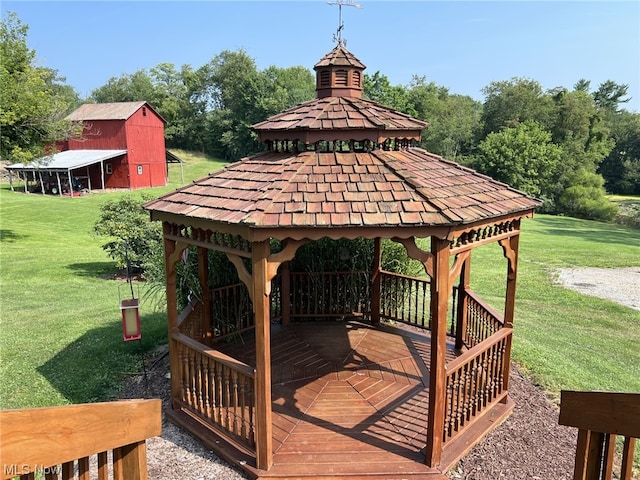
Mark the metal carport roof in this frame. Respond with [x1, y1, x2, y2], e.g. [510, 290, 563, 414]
[6, 149, 127, 172]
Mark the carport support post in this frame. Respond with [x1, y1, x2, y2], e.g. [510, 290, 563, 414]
[425, 237, 450, 467]
[253, 240, 273, 470]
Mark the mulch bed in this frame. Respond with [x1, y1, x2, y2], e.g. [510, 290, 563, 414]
[121, 346, 579, 480]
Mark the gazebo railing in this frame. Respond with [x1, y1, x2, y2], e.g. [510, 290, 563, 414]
[179, 271, 468, 343]
[380, 270, 431, 328]
[171, 332, 256, 451]
[559, 390, 639, 480]
[288, 270, 371, 320]
[443, 327, 511, 445]
[211, 283, 254, 340]
[379, 271, 460, 336]
[459, 290, 504, 349]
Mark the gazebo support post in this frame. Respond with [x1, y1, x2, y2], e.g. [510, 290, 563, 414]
[281, 262, 291, 325]
[197, 246, 211, 343]
[425, 236, 451, 467]
[163, 224, 182, 410]
[499, 232, 520, 394]
[252, 239, 273, 470]
[370, 237, 382, 326]
[455, 254, 471, 350]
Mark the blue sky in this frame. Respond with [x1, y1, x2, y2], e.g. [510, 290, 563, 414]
[3, 1, 639, 112]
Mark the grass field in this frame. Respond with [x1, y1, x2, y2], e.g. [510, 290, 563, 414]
[0, 150, 226, 408]
[1, 152, 639, 411]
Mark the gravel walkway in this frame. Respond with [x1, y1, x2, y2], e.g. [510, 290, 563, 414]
[555, 266, 640, 311]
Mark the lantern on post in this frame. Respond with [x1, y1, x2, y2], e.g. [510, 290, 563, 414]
[119, 241, 141, 342]
[120, 297, 141, 341]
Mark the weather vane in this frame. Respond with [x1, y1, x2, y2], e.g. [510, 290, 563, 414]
[327, 0, 362, 46]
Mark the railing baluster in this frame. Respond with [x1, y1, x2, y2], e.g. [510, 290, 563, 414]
[97, 451, 108, 480]
[232, 370, 240, 436]
[61, 461, 73, 480]
[444, 329, 512, 444]
[78, 456, 89, 480]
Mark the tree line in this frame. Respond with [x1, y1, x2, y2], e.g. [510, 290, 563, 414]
[2, 11, 639, 221]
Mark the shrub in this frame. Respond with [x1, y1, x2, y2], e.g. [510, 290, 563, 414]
[93, 195, 162, 273]
[556, 169, 619, 221]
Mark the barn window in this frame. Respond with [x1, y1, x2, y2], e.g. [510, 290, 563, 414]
[142, 107, 147, 117]
[137, 165, 143, 175]
[105, 163, 112, 174]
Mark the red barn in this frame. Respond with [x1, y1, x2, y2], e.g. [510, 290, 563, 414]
[64, 101, 168, 189]
[7, 101, 169, 194]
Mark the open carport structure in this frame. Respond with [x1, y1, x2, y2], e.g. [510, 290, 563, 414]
[6, 149, 126, 196]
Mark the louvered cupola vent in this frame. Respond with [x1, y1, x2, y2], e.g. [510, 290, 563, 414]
[314, 44, 365, 99]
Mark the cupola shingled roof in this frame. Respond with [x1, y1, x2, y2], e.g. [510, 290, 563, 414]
[145, 44, 541, 237]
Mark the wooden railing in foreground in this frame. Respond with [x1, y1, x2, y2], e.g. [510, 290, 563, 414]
[443, 328, 511, 444]
[0, 399, 161, 480]
[172, 332, 256, 451]
[559, 390, 639, 480]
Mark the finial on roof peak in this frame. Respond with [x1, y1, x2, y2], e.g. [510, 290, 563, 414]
[327, 0, 362, 47]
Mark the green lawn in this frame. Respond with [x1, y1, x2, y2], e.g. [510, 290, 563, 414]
[1, 152, 639, 410]
[0, 152, 227, 409]
[468, 215, 640, 399]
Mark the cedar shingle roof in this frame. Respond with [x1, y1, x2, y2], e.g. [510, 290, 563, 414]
[146, 44, 541, 234]
[145, 149, 541, 229]
[314, 44, 366, 69]
[252, 97, 428, 136]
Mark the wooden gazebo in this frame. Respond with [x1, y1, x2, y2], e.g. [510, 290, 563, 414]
[145, 44, 541, 479]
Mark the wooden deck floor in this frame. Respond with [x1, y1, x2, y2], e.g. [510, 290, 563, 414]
[210, 320, 460, 479]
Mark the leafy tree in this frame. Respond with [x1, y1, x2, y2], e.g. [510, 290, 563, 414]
[0, 12, 80, 163]
[475, 120, 562, 199]
[407, 76, 480, 160]
[598, 110, 640, 194]
[93, 195, 162, 273]
[480, 77, 554, 137]
[261, 65, 315, 114]
[593, 80, 630, 112]
[364, 71, 416, 115]
[574, 79, 591, 93]
[550, 88, 614, 174]
[90, 69, 157, 104]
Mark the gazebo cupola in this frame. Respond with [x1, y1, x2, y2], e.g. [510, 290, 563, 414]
[253, 44, 428, 152]
[314, 43, 365, 99]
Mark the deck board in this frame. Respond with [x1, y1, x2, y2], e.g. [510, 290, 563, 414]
[210, 320, 458, 478]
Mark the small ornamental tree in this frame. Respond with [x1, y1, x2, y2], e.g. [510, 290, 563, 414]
[93, 195, 162, 274]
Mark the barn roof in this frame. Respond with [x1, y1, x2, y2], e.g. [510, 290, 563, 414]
[65, 101, 165, 123]
[6, 149, 127, 171]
